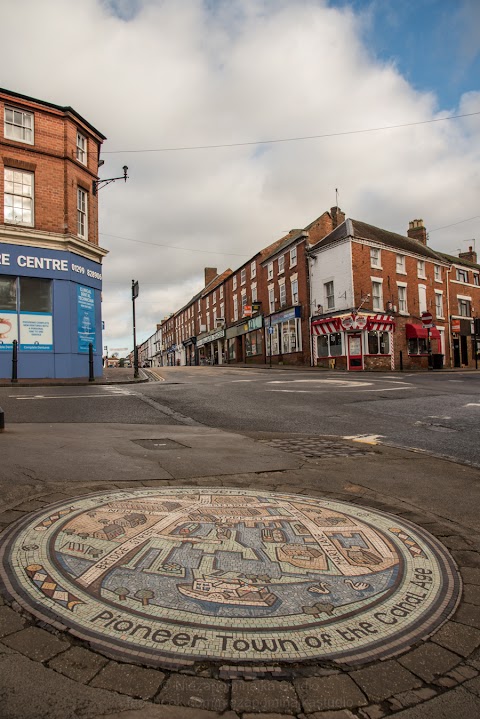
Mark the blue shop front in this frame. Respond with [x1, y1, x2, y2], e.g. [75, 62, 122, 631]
[0, 243, 103, 379]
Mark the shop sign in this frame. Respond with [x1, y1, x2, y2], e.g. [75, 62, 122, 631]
[77, 285, 96, 353]
[196, 328, 225, 348]
[0, 243, 103, 289]
[19, 312, 53, 351]
[451, 318, 461, 334]
[341, 314, 368, 331]
[248, 315, 263, 331]
[183, 336, 197, 347]
[270, 306, 301, 325]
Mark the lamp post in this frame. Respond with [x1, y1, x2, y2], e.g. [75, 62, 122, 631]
[132, 280, 139, 378]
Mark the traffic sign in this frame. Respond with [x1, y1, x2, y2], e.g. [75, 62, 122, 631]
[421, 311, 433, 327]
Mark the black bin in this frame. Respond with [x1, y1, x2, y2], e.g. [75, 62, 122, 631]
[432, 353, 444, 369]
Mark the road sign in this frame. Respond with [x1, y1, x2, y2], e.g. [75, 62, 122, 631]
[268, 327, 274, 335]
[421, 311, 433, 327]
[132, 280, 139, 300]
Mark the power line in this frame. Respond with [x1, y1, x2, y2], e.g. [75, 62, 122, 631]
[99, 231, 250, 256]
[102, 110, 480, 155]
[428, 215, 480, 233]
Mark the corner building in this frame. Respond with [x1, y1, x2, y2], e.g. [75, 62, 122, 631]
[0, 88, 106, 378]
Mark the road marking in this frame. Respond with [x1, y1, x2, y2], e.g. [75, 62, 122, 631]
[266, 389, 310, 393]
[465, 403, 480, 407]
[12, 394, 133, 400]
[230, 379, 255, 382]
[267, 379, 373, 387]
[343, 434, 384, 445]
[357, 387, 414, 392]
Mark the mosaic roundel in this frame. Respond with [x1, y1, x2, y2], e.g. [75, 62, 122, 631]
[0, 488, 461, 667]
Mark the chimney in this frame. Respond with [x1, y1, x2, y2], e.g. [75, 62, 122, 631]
[407, 219, 427, 245]
[459, 245, 478, 264]
[331, 206, 345, 229]
[204, 267, 217, 287]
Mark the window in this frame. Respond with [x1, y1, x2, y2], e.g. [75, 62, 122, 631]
[267, 262, 273, 280]
[219, 285, 223, 299]
[245, 329, 263, 357]
[408, 338, 428, 355]
[291, 278, 298, 304]
[458, 298, 471, 317]
[370, 247, 381, 268]
[324, 281, 334, 310]
[279, 281, 286, 307]
[456, 268, 469, 283]
[233, 295, 238, 321]
[367, 331, 390, 355]
[417, 260, 426, 278]
[4, 169, 34, 226]
[241, 291, 247, 315]
[233, 275, 237, 290]
[290, 246, 297, 267]
[240, 268, 246, 285]
[220, 302, 224, 318]
[278, 255, 285, 274]
[197, 299, 201, 312]
[76, 132, 87, 164]
[251, 283, 257, 302]
[317, 333, 342, 358]
[4, 106, 33, 144]
[212, 290, 216, 305]
[20, 277, 52, 313]
[250, 261, 256, 279]
[435, 292, 444, 318]
[206, 295, 210, 309]
[434, 265, 442, 281]
[372, 281, 383, 311]
[397, 284, 407, 313]
[474, 273, 479, 286]
[268, 286, 275, 313]
[281, 319, 301, 354]
[213, 308, 217, 324]
[418, 285, 427, 314]
[0, 275, 17, 311]
[77, 187, 88, 238]
[396, 255, 406, 274]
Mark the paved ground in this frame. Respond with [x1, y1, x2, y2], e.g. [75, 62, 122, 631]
[0, 369, 479, 718]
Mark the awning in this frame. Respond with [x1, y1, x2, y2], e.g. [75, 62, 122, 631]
[405, 324, 441, 340]
[311, 318, 341, 335]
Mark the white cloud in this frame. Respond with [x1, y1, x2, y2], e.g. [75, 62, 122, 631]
[1, 0, 479, 348]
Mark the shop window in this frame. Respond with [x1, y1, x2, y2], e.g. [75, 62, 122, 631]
[317, 332, 342, 357]
[324, 281, 334, 310]
[408, 338, 428, 355]
[228, 339, 236, 360]
[76, 132, 87, 164]
[4, 168, 34, 226]
[367, 331, 390, 355]
[245, 329, 263, 356]
[0, 275, 17, 310]
[77, 187, 88, 239]
[4, 106, 34, 144]
[20, 277, 52, 313]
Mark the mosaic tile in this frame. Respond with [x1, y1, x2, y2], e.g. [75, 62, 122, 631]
[0, 488, 461, 668]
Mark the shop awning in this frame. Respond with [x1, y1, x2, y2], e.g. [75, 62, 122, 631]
[311, 318, 341, 335]
[405, 324, 441, 340]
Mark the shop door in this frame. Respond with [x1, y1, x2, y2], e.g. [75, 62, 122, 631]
[348, 333, 363, 371]
[453, 339, 460, 367]
[461, 336, 469, 366]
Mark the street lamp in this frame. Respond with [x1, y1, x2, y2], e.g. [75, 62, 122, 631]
[93, 165, 129, 195]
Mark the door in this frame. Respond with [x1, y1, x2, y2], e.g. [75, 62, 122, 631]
[348, 333, 363, 370]
[453, 339, 460, 367]
[460, 335, 469, 366]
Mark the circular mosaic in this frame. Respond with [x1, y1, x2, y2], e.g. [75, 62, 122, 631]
[0, 488, 461, 667]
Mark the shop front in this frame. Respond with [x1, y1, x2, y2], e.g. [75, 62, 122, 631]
[0, 243, 103, 379]
[312, 312, 395, 371]
[405, 323, 443, 369]
[265, 306, 303, 365]
[451, 318, 475, 368]
[183, 337, 197, 366]
[197, 328, 225, 365]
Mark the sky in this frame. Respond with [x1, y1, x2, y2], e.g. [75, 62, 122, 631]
[2, 0, 480, 352]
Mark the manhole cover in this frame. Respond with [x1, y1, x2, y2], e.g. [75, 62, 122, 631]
[0, 489, 460, 668]
[259, 437, 372, 459]
[132, 439, 187, 450]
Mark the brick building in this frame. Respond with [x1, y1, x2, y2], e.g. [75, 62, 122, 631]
[0, 88, 106, 378]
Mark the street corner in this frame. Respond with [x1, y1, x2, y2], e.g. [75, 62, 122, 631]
[0, 484, 479, 717]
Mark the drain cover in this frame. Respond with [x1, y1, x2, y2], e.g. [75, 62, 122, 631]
[259, 437, 372, 459]
[132, 439, 187, 450]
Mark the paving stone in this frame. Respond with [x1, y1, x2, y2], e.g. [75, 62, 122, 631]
[307, 711, 358, 719]
[463, 675, 480, 697]
[48, 645, 108, 683]
[432, 620, 480, 656]
[294, 675, 367, 713]
[441, 536, 474, 550]
[156, 675, 228, 711]
[449, 664, 478, 680]
[433, 676, 458, 688]
[93, 710, 239, 719]
[357, 704, 386, 719]
[390, 687, 437, 708]
[453, 551, 480, 568]
[14, 499, 50, 512]
[453, 602, 480, 630]
[0, 509, 28, 524]
[398, 643, 461, 683]
[2, 626, 68, 661]
[0, 605, 28, 637]
[242, 713, 296, 719]
[90, 661, 164, 700]
[461, 567, 480, 585]
[231, 679, 300, 714]
[463, 584, 480, 605]
[350, 660, 421, 701]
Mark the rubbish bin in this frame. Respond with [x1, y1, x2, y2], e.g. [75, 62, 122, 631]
[432, 353, 444, 369]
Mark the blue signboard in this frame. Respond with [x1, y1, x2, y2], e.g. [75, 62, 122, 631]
[77, 285, 96, 353]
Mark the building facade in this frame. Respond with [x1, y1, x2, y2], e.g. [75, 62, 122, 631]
[0, 88, 106, 378]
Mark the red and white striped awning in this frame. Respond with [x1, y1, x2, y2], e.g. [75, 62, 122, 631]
[311, 318, 341, 335]
[367, 314, 396, 332]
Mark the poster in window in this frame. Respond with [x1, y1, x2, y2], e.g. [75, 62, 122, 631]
[77, 285, 96, 353]
[0, 310, 18, 350]
[19, 312, 53, 351]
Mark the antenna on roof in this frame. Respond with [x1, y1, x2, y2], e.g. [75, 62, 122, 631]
[335, 188, 339, 207]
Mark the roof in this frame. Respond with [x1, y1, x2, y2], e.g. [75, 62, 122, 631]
[260, 230, 307, 263]
[0, 87, 106, 140]
[202, 268, 233, 296]
[435, 252, 480, 270]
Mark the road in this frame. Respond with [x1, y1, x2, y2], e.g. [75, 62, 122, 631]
[1, 367, 479, 468]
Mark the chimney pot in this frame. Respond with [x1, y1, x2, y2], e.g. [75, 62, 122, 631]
[407, 218, 427, 245]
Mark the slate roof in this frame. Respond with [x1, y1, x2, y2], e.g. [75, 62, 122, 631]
[435, 252, 480, 270]
[261, 230, 307, 263]
[202, 268, 233, 297]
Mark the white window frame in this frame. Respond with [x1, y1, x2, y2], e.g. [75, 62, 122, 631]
[251, 282, 257, 303]
[457, 295, 472, 317]
[206, 295, 210, 309]
[4, 106, 34, 144]
[220, 302, 224, 318]
[324, 280, 335, 310]
[435, 291, 444, 319]
[77, 187, 88, 239]
[212, 290, 216, 305]
[219, 285, 224, 299]
[290, 246, 297, 267]
[397, 282, 408, 314]
[417, 260, 426, 279]
[434, 264, 442, 282]
[250, 261, 256, 279]
[268, 285, 275, 314]
[418, 284, 427, 314]
[371, 278, 383, 311]
[76, 132, 87, 165]
[473, 273, 479, 286]
[233, 275, 237, 290]
[279, 278, 287, 307]
[241, 289, 247, 315]
[267, 262, 273, 280]
[456, 268, 469, 283]
[240, 268, 246, 286]
[370, 247, 381, 269]
[291, 277, 299, 304]
[278, 255, 285, 274]
[396, 254, 406, 274]
[4, 168, 34, 226]
[233, 295, 238, 321]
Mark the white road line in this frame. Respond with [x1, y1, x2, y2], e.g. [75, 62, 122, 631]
[12, 394, 132, 400]
[343, 434, 384, 445]
[465, 403, 480, 407]
[357, 387, 414, 392]
[266, 389, 310, 393]
[267, 379, 373, 387]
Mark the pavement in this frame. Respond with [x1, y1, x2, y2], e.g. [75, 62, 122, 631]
[0, 371, 479, 718]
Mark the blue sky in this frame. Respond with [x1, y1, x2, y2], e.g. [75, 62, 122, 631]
[331, 0, 480, 108]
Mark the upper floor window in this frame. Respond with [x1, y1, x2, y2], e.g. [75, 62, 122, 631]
[372, 280, 383, 311]
[233, 275, 237, 290]
[279, 280, 287, 307]
[268, 287, 275, 314]
[206, 295, 210, 309]
[417, 260, 426, 278]
[77, 188, 88, 238]
[76, 132, 87, 165]
[324, 281, 335, 310]
[251, 283, 257, 302]
[434, 264, 442, 281]
[396, 254, 406, 274]
[219, 285, 223, 299]
[397, 285, 407, 313]
[291, 278, 299, 304]
[4, 107, 34, 144]
[474, 273, 480, 287]
[290, 246, 297, 267]
[240, 268, 246, 285]
[212, 290, 216, 305]
[458, 298, 471, 317]
[278, 255, 285, 274]
[370, 247, 381, 268]
[456, 268, 469, 283]
[267, 262, 273, 280]
[435, 292, 444, 318]
[250, 261, 256, 279]
[233, 295, 238, 321]
[4, 169, 34, 226]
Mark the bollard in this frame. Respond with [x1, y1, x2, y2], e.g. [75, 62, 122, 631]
[11, 339, 18, 383]
[399, 350, 403, 371]
[0, 406, 4, 432]
[88, 343, 95, 382]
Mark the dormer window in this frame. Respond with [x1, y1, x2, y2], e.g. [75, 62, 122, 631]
[76, 132, 87, 165]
